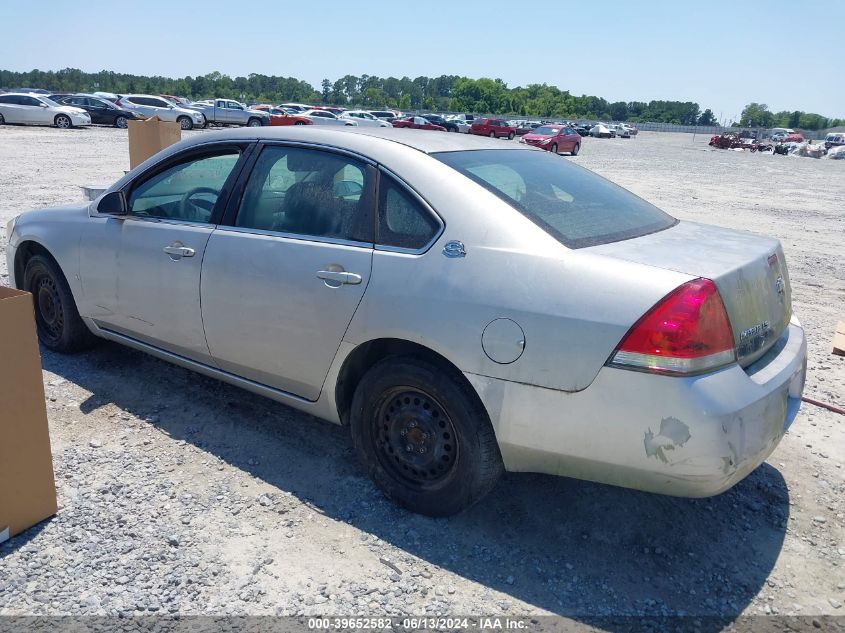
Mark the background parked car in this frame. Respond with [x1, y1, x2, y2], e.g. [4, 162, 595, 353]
[421, 114, 459, 132]
[470, 118, 515, 139]
[300, 109, 357, 126]
[116, 94, 206, 130]
[56, 94, 140, 128]
[589, 123, 614, 138]
[824, 132, 845, 150]
[0, 93, 91, 128]
[609, 123, 631, 138]
[620, 122, 638, 136]
[520, 124, 582, 155]
[391, 116, 446, 131]
[279, 103, 312, 112]
[184, 99, 269, 127]
[369, 110, 400, 122]
[250, 105, 313, 126]
[447, 118, 471, 133]
[339, 110, 391, 127]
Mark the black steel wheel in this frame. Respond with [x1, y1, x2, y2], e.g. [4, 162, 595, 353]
[374, 388, 459, 486]
[351, 356, 503, 516]
[23, 254, 96, 353]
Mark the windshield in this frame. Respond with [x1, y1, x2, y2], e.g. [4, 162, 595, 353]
[434, 149, 677, 249]
[39, 97, 61, 107]
[532, 126, 561, 135]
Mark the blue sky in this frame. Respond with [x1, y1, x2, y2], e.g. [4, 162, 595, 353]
[2, 0, 843, 121]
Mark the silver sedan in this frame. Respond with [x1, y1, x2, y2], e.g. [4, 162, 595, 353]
[6, 127, 807, 516]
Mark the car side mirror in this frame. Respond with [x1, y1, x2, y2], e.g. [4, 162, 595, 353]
[40, 103, 48, 108]
[97, 191, 128, 215]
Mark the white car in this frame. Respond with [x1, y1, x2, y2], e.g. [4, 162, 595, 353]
[609, 124, 631, 138]
[0, 93, 91, 128]
[300, 109, 357, 126]
[339, 110, 390, 127]
[589, 123, 614, 138]
[447, 118, 471, 133]
[115, 94, 206, 130]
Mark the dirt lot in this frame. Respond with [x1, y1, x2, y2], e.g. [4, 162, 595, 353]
[0, 126, 843, 625]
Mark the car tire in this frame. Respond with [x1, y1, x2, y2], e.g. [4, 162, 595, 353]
[550, 143, 558, 154]
[488, 131, 495, 138]
[294, 121, 306, 125]
[177, 116, 193, 130]
[571, 143, 580, 156]
[54, 114, 72, 129]
[508, 131, 515, 140]
[350, 356, 504, 517]
[114, 116, 128, 129]
[247, 117, 262, 127]
[23, 254, 96, 353]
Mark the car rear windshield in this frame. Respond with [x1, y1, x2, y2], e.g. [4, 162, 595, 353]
[533, 126, 561, 135]
[434, 149, 677, 248]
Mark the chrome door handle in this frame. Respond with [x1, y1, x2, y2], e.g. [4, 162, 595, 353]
[163, 243, 195, 258]
[316, 270, 362, 285]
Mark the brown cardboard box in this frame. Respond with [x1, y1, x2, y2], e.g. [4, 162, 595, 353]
[0, 287, 57, 544]
[127, 116, 182, 170]
[834, 321, 845, 356]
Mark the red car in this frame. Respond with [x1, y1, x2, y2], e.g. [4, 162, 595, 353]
[470, 118, 514, 139]
[520, 124, 581, 155]
[786, 132, 804, 143]
[251, 105, 312, 126]
[391, 116, 446, 131]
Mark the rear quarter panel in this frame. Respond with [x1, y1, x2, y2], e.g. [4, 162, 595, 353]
[344, 150, 691, 392]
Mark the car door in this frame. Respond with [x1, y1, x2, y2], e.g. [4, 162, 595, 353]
[201, 143, 375, 400]
[85, 97, 110, 124]
[17, 95, 47, 123]
[0, 95, 24, 123]
[79, 144, 250, 364]
[225, 101, 245, 124]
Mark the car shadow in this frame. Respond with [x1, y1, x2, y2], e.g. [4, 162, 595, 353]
[40, 342, 789, 627]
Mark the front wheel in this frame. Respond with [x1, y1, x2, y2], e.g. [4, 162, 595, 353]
[177, 116, 193, 130]
[114, 115, 128, 128]
[489, 131, 496, 138]
[550, 143, 558, 154]
[350, 356, 504, 517]
[571, 143, 580, 156]
[23, 255, 96, 353]
[507, 131, 515, 140]
[0, 113, 5, 125]
[55, 114, 72, 129]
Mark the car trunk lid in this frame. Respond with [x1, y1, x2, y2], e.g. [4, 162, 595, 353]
[588, 221, 792, 367]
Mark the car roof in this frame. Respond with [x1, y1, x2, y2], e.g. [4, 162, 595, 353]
[173, 126, 535, 157]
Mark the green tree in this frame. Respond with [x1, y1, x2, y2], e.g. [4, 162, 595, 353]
[698, 109, 717, 126]
[739, 103, 774, 128]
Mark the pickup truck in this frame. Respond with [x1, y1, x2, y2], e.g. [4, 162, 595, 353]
[185, 99, 270, 127]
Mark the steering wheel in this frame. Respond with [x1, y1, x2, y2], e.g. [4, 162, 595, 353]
[179, 187, 219, 222]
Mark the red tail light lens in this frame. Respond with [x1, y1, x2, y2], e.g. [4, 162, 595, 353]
[610, 278, 736, 375]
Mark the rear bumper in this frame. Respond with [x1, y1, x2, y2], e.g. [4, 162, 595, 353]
[465, 318, 807, 497]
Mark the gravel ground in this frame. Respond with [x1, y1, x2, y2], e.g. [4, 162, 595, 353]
[0, 126, 843, 625]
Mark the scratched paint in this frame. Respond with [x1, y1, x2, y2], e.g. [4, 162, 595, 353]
[644, 417, 692, 463]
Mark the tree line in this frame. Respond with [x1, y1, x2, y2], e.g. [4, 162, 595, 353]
[737, 102, 842, 131]
[1, 68, 841, 130]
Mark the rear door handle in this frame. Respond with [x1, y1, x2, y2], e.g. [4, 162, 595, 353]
[316, 270, 362, 285]
[163, 243, 195, 258]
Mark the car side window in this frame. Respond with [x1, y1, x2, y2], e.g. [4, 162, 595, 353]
[235, 146, 373, 243]
[377, 174, 440, 250]
[22, 96, 41, 106]
[128, 150, 241, 223]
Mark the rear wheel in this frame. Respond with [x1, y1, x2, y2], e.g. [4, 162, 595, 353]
[247, 117, 262, 127]
[507, 131, 515, 140]
[54, 114, 72, 129]
[23, 254, 96, 353]
[550, 143, 558, 154]
[177, 116, 193, 130]
[114, 115, 128, 128]
[489, 131, 496, 138]
[350, 356, 503, 517]
[571, 143, 580, 156]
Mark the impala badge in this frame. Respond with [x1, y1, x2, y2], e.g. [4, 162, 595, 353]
[443, 241, 466, 258]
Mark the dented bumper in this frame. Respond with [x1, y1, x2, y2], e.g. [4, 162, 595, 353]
[465, 318, 807, 497]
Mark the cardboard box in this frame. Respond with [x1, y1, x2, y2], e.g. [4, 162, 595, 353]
[0, 287, 57, 544]
[127, 116, 182, 170]
[834, 321, 845, 356]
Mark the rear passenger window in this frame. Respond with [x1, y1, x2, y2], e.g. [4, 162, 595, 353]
[377, 175, 440, 250]
[235, 146, 373, 243]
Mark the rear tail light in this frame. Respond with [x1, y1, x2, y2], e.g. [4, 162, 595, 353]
[609, 278, 736, 375]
